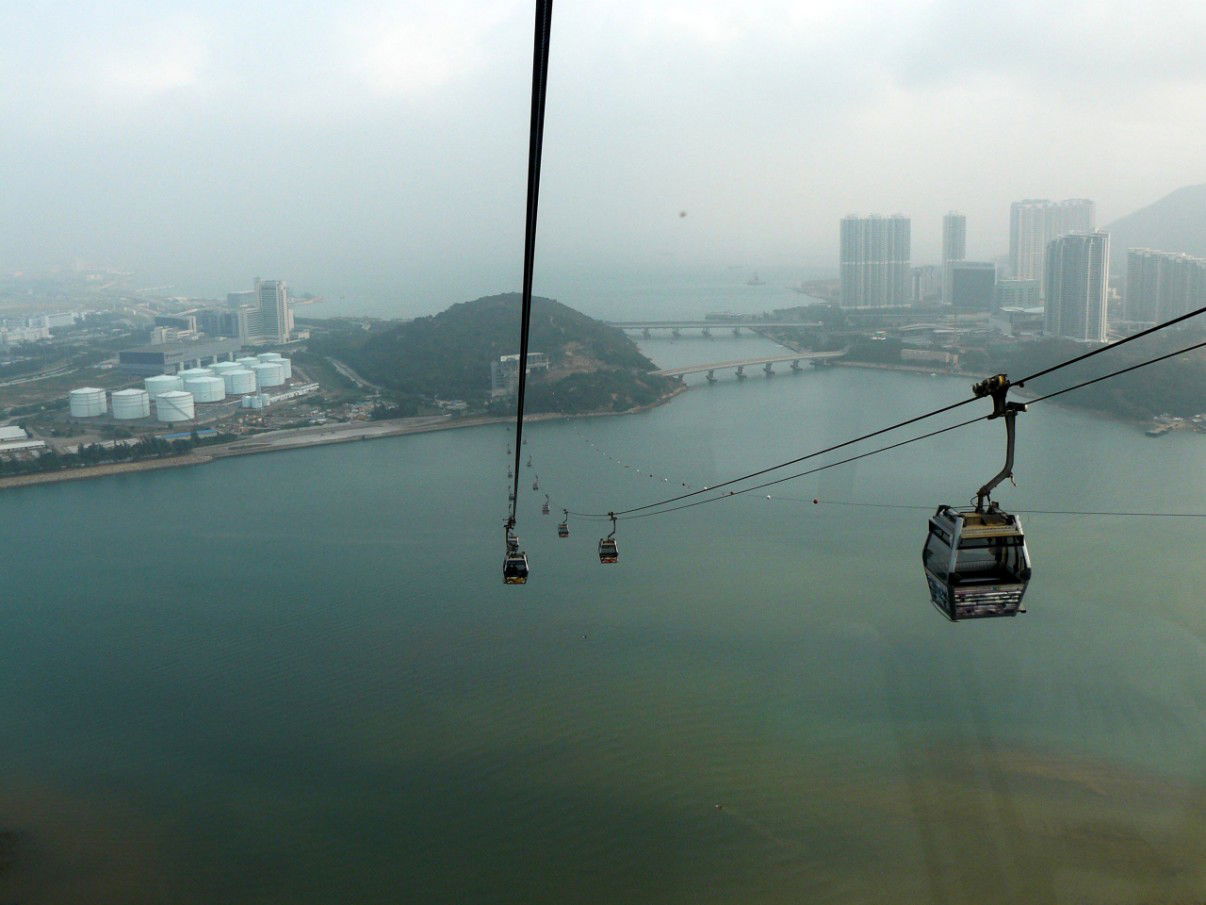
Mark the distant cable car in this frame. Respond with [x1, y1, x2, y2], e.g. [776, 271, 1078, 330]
[541, 494, 550, 515]
[532, 476, 539, 491]
[558, 513, 570, 538]
[527, 455, 533, 468]
[598, 513, 619, 564]
[503, 523, 529, 585]
[924, 375, 1032, 620]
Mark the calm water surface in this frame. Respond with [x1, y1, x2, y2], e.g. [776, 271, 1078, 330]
[1, 338, 1202, 904]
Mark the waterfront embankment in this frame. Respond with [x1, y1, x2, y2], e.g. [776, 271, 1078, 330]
[0, 384, 688, 492]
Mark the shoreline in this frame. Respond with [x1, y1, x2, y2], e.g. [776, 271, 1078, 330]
[0, 383, 689, 493]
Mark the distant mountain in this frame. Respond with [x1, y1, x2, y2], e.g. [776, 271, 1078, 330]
[1104, 184, 1206, 268]
[309, 294, 678, 414]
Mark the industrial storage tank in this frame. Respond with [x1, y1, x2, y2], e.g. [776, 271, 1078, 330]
[184, 375, 226, 403]
[111, 388, 151, 419]
[177, 367, 214, 382]
[236, 356, 261, 369]
[241, 393, 269, 410]
[256, 352, 283, 362]
[251, 362, 285, 389]
[275, 357, 292, 379]
[144, 374, 183, 397]
[210, 360, 242, 374]
[156, 391, 195, 422]
[68, 387, 108, 417]
[222, 368, 257, 395]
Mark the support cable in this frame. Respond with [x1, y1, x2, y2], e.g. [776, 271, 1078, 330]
[508, 0, 554, 528]
[567, 310, 1203, 519]
[610, 339, 1206, 523]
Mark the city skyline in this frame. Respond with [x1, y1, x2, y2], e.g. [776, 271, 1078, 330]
[2, 1, 1202, 316]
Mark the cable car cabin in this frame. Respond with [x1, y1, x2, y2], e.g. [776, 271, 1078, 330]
[922, 505, 1031, 621]
[598, 537, 619, 564]
[557, 521, 569, 538]
[503, 549, 529, 584]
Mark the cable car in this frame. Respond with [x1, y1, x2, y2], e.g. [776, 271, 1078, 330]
[503, 549, 529, 584]
[503, 525, 529, 585]
[598, 513, 619, 564]
[924, 374, 1031, 620]
[532, 477, 539, 491]
[527, 455, 533, 468]
[923, 504, 1031, 620]
[558, 509, 570, 538]
[541, 494, 550, 515]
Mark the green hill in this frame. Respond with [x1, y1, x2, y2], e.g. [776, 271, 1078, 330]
[1104, 184, 1206, 268]
[309, 294, 678, 414]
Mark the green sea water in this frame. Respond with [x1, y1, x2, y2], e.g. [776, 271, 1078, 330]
[1, 338, 1202, 904]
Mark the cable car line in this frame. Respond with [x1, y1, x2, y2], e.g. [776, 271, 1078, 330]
[501, 0, 554, 585]
[771, 497, 1206, 519]
[597, 338, 1206, 523]
[566, 316, 1205, 521]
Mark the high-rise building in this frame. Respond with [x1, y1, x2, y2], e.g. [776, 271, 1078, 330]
[255, 279, 290, 343]
[1045, 232, 1110, 342]
[995, 279, 1041, 310]
[839, 214, 911, 307]
[948, 261, 996, 310]
[941, 212, 967, 304]
[1009, 199, 1095, 283]
[1125, 248, 1206, 324]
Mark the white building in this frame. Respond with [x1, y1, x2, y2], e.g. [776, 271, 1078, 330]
[491, 353, 549, 397]
[1009, 198, 1095, 283]
[941, 212, 966, 303]
[1045, 232, 1110, 342]
[1125, 248, 1206, 324]
[840, 214, 911, 307]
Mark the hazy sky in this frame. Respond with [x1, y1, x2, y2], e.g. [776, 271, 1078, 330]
[3, 1, 1204, 311]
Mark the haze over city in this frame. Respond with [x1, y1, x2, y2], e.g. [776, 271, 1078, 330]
[3, 0, 1205, 313]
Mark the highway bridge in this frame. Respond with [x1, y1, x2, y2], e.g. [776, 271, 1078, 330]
[608, 320, 822, 337]
[654, 350, 845, 381]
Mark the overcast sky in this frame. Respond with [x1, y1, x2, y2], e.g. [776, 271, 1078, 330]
[3, 0, 1204, 310]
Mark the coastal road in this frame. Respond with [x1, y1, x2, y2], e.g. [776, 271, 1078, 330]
[328, 357, 381, 391]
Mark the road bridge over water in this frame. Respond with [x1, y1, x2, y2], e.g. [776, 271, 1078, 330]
[608, 320, 823, 337]
[654, 350, 844, 381]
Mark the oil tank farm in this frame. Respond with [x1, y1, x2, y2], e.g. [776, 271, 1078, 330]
[144, 374, 183, 397]
[155, 390, 195, 422]
[111, 388, 152, 419]
[184, 375, 226, 403]
[210, 360, 242, 375]
[68, 387, 108, 417]
[222, 368, 257, 395]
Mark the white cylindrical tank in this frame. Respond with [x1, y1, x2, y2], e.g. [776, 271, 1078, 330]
[256, 352, 283, 362]
[241, 393, 269, 410]
[156, 390, 195, 422]
[177, 367, 213, 382]
[111, 388, 151, 419]
[236, 356, 260, 369]
[210, 360, 241, 374]
[223, 368, 257, 395]
[68, 387, 108, 417]
[251, 362, 284, 389]
[184, 375, 225, 403]
[275, 357, 292, 379]
[145, 374, 183, 397]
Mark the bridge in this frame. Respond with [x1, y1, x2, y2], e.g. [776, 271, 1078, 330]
[608, 320, 823, 338]
[653, 350, 845, 381]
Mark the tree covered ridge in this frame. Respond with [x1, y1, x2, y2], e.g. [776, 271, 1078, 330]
[309, 294, 678, 413]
